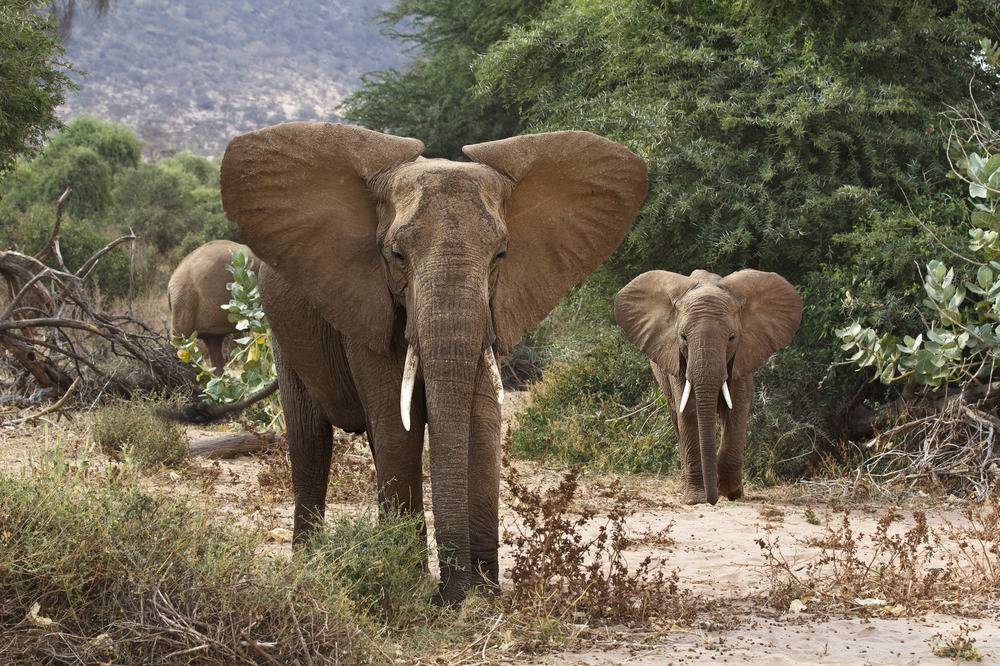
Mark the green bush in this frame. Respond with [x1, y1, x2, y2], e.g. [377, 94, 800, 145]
[837, 99, 1000, 391]
[510, 330, 678, 474]
[2, 120, 231, 295]
[91, 399, 188, 469]
[12, 203, 134, 297]
[306, 508, 435, 626]
[43, 116, 142, 176]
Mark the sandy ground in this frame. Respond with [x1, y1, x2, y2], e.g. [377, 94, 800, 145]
[2, 393, 999, 665]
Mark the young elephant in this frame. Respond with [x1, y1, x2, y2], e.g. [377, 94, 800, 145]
[167, 240, 257, 374]
[615, 269, 802, 505]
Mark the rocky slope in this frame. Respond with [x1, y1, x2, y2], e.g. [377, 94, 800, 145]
[58, 0, 408, 159]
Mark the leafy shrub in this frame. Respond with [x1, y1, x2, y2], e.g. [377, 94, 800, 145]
[42, 115, 142, 175]
[510, 330, 678, 474]
[174, 247, 282, 427]
[837, 100, 1000, 390]
[91, 398, 188, 469]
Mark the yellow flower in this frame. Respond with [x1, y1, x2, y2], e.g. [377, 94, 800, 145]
[249, 346, 261, 362]
[177, 348, 190, 361]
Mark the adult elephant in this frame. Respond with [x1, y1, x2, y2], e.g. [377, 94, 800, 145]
[220, 122, 648, 603]
[615, 269, 802, 506]
[167, 240, 257, 374]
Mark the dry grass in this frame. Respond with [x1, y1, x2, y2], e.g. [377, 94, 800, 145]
[4, 391, 1000, 663]
[756, 488, 1000, 616]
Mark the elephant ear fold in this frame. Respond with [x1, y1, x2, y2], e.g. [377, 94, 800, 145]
[720, 269, 803, 378]
[221, 122, 424, 353]
[464, 131, 647, 355]
[615, 271, 698, 377]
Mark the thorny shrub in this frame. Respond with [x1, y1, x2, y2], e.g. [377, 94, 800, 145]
[501, 440, 696, 628]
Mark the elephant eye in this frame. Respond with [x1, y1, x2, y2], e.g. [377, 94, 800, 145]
[680, 333, 687, 342]
[496, 250, 507, 260]
[391, 250, 405, 262]
[729, 334, 735, 342]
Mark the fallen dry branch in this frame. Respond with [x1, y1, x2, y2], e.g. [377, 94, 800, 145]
[188, 430, 279, 459]
[1, 217, 193, 411]
[8, 377, 81, 425]
[850, 394, 1000, 501]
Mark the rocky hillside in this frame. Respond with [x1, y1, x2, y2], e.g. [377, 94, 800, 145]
[59, 0, 408, 159]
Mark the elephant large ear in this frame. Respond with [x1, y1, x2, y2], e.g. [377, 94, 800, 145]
[614, 271, 699, 376]
[464, 131, 647, 354]
[719, 269, 803, 377]
[221, 122, 424, 353]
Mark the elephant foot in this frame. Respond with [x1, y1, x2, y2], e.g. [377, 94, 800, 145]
[719, 475, 744, 501]
[681, 484, 708, 505]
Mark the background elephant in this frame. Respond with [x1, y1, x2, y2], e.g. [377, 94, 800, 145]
[167, 240, 257, 374]
[615, 269, 802, 506]
[220, 122, 647, 603]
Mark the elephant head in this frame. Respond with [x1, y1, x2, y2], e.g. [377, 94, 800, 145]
[615, 269, 802, 505]
[220, 122, 647, 602]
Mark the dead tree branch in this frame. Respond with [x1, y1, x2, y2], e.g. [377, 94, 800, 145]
[1, 208, 194, 412]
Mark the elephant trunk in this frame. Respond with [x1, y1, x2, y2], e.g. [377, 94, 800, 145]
[687, 345, 725, 505]
[413, 260, 493, 604]
[695, 387, 720, 505]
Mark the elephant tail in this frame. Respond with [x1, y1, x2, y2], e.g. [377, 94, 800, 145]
[160, 380, 279, 424]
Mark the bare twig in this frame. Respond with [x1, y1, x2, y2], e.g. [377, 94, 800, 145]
[10, 377, 80, 425]
[33, 188, 71, 263]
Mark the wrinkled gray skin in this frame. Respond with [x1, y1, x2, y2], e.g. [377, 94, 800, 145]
[615, 269, 802, 506]
[167, 240, 258, 374]
[220, 122, 647, 603]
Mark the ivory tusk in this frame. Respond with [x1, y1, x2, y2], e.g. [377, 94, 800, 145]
[678, 379, 692, 413]
[400, 344, 420, 431]
[722, 381, 733, 409]
[484, 346, 504, 405]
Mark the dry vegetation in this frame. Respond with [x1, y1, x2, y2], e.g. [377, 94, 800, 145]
[2, 408, 1000, 664]
[1, 196, 193, 413]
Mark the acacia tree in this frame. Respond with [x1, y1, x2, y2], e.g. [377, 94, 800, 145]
[476, 0, 1000, 284]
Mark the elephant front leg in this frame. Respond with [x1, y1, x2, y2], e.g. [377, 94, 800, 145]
[367, 406, 427, 521]
[718, 373, 754, 501]
[345, 337, 429, 561]
[676, 405, 709, 505]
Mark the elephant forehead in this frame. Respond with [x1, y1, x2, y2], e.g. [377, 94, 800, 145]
[678, 287, 741, 319]
[380, 161, 512, 248]
[387, 160, 510, 209]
